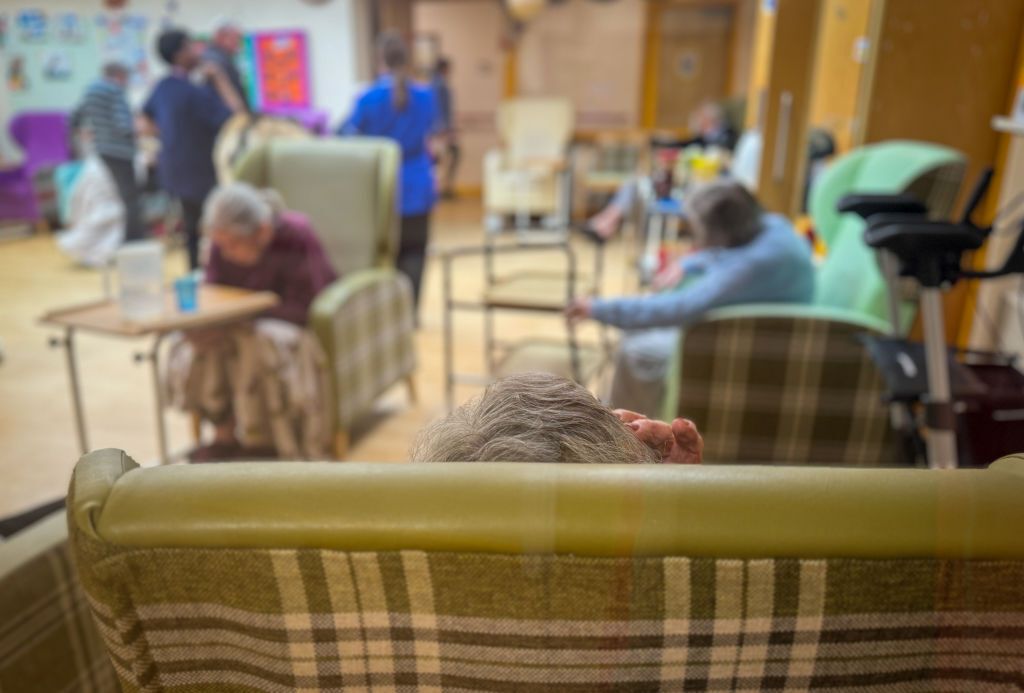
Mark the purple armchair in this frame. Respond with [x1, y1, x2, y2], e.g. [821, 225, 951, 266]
[0, 112, 71, 226]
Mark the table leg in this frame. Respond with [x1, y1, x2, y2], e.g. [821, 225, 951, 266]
[137, 335, 170, 465]
[640, 212, 662, 286]
[53, 327, 89, 455]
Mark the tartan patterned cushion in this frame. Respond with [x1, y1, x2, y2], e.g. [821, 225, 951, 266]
[71, 540, 1024, 692]
[0, 513, 118, 692]
[676, 314, 898, 465]
[311, 269, 416, 432]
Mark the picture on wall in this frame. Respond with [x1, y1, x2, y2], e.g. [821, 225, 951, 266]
[7, 55, 28, 91]
[248, 30, 311, 110]
[55, 12, 85, 42]
[16, 9, 47, 42]
[96, 13, 149, 86]
[43, 49, 73, 81]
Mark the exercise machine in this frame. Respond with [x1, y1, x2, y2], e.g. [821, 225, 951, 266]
[840, 170, 1024, 468]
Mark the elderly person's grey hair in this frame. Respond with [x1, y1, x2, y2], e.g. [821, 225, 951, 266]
[201, 182, 284, 237]
[411, 372, 659, 464]
[686, 179, 763, 249]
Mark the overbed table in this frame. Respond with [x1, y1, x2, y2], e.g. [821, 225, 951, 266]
[41, 285, 279, 464]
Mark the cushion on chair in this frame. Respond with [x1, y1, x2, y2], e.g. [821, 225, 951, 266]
[69, 450, 1024, 692]
[235, 138, 401, 278]
[0, 511, 118, 692]
[674, 305, 897, 465]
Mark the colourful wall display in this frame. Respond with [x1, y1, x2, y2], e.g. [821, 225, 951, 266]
[5, 10, 102, 113]
[3, 10, 312, 118]
[247, 30, 311, 110]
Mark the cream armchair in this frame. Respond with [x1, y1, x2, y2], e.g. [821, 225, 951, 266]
[484, 98, 575, 228]
[235, 138, 416, 458]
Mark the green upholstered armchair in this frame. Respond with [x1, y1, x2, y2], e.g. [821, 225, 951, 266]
[69, 449, 1024, 691]
[235, 138, 416, 458]
[665, 141, 966, 465]
[808, 140, 965, 327]
[1, 510, 118, 691]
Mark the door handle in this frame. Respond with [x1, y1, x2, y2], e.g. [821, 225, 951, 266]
[772, 91, 793, 183]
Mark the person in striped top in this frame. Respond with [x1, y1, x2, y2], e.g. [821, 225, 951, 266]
[71, 62, 145, 242]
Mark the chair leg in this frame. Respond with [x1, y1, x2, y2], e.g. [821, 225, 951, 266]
[333, 430, 350, 460]
[190, 412, 203, 444]
[404, 375, 418, 405]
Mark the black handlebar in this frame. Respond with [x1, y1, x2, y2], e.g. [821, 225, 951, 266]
[959, 167, 994, 229]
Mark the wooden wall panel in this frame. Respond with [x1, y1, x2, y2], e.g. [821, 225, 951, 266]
[755, 0, 822, 215]
[745, 0, 777, 131]
[862, 0, 1024, 187]
[860, 0, 1024, 344]
[808, 0, 873, 153]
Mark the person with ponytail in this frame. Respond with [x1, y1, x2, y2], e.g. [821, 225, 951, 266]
[339, 32, 437, 318]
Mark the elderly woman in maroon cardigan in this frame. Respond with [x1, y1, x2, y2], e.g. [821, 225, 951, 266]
[169, 182, 337, 462]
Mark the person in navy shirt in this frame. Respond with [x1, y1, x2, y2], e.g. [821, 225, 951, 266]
[431, 57, 459, 199]
[142, 29, 244, 269]
[340, 32, 437, 316]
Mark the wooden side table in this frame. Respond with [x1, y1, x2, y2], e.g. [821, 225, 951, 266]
[41, 285, 279, 464]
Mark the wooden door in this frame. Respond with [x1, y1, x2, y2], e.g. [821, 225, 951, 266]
[808, 0, 874, 154]
[655, 4, 734, 129]
[754, 0, 823, 216]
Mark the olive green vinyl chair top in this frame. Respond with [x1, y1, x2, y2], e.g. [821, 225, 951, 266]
[69, 450, 1024, 691]
[234, 138, 416, 457]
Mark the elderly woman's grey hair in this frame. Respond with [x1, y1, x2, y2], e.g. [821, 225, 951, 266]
[410, 372, 659, 464]
[201, 182, 283, 237]
[686, 179, 763, 249]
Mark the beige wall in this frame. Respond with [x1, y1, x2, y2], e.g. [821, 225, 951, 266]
[413, 0, 506, 189]
[517, 0, 646, 129]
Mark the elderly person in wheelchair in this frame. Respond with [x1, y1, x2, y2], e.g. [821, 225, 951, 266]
[167, 182, 338, 462]
[567, 180, 816, 417]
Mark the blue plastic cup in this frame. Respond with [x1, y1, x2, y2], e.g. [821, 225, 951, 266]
[173, 274, 200, 313]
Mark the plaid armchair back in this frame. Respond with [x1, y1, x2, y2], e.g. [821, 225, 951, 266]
[71, 545, 1024, 693]
[68, 451, 1024, 693]
[1, 512, 118, 692]
[675, 313, 898, 465]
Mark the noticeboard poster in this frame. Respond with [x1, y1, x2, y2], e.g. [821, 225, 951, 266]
[248, 30, 310, 110]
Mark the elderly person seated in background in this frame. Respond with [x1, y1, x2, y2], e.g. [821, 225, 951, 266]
[567, 180, 815, 417]
[583, 101, 738, 241]
[167, 182, 337, 462]
[412, 372, 703, 465]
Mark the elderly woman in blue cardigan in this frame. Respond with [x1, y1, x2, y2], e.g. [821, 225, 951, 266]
[567, 180, 816, 417]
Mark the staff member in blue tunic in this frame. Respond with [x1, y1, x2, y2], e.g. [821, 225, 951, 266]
[142, 29, 244, 269]
[340, 32, 437, 316]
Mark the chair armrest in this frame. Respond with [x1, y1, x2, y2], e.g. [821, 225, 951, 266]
[697, 303, 893, 334]
[483, 148, 506, 175]
[310, 268, 410, 320]
[310, 268, 416, 432]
